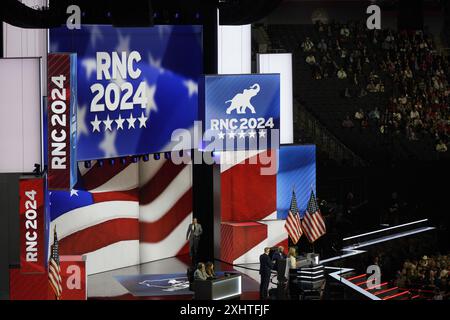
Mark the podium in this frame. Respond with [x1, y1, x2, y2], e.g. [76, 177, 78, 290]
[193, 275, 242, 300]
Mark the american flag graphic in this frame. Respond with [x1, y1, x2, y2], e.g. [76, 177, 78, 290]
[301, 190, 326, 243]
[49, 157, 192, 275]
[48, 227, 62, 300]
[284, 190, 303, 244]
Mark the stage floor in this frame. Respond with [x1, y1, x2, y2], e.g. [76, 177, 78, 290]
[87, 255, 262, 300]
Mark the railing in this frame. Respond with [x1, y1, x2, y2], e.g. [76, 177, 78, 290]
[295, 100, 367, 167]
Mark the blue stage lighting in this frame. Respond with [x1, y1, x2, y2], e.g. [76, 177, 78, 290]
[153, 153, 160, 160]
[143, 154, 149, 162]
[84, 161, 91, 168]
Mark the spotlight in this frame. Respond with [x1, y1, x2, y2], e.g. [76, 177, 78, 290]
[84, 161, 92, 168]
[120, 157, 127, 165]
[109, 158, 115, 166]
[98, 160, 104, 167]
[164, 152, 171, 160]
[132, 157, 139, 163]
[142, 154, 149, 162]
[153, 153, 160, 160]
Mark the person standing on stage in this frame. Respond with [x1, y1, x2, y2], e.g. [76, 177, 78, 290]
[259, 247, 274, 300]
[186, 217, 203, 262]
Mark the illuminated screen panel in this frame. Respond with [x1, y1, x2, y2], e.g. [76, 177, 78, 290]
[0, 58, 42, 173]
[257, 53, 294, 144]
[49, 25, 202, 161]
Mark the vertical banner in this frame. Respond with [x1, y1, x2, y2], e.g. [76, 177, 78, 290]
[19, 177, 45, 274]
[59, 256, 87, 300]
[47, 53, 77, 190]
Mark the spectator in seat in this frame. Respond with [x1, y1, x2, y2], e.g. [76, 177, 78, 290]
[355, 109, 365, 121]
[301, 37, 314, 52]
[369, 107, 381, 121]
[317, 38, 328, 52]
[194, 262, 208, 281]
[436, 140, 448, 153]
[337, 67, 347, 79]
[342, 115, 355, 128]
[305, 53, 316, 65]
[205, 261, 216, 280]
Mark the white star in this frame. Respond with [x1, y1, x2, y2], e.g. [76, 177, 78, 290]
[77, 105, 89, 137]
[127, 113, 137, 129]
[49, 42, 59, 53]
[91, 115, 101, 132]
[115, 30, 131, 53]
[248, 130, 257, 138]
[103, 114, 113, 131]
[158, 25, 173, 39]
[99, 130, 118, 158]
[238, 130, 247, 139]
[81, 58, 96, 79]
[70, 189, 79, 197]
[258, 129, 266, 138]
[228, 131, 236, 139]
[144, 81, 158, 116]
[183, 79, 198, 98]
[138, 112, 148, 128]
[148, 52, 164, 73]
[115, 114, 125, 130]
[218, 131, 225, 139]
[89, 25, 102, 48]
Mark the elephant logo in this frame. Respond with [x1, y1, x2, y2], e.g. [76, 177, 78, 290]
[225, 83, 260, 114]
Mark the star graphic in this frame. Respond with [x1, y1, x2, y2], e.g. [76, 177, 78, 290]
[99, 130, 118, 158]
[144, 81, 158, 116]
[103, 114, 113, 131]
[127, 113, 137, 129]
[258, 129, 266, 138]
[77, 105, 89, 137]
[115, 30, 131, 53]
[248, 130, 257, 138]
[238, 130, 247, 139]
[183, 79, 198, 98]
[70, 189, 79, 197]
[115, 114, 125, 130]
[91, 115, 101, 132]
[218, 131, 225, 139]
[148, 52, 164, 74]
[138, 112, 148, 128]
[158, 25, 173, 39]
[228, 131, 236, 139]
[81, 58, 96, 79]
[89, 25, 102, 48]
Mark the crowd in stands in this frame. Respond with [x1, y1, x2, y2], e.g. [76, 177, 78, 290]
[300, 20, 450, 154]
[395, 253, 449, 299]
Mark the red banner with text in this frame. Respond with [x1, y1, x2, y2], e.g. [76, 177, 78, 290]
[19, 177, 45, 274]
[47, 53, 77, 190]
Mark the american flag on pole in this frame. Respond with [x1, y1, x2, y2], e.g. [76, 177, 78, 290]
[48, 226, 62, 300]
[284, 190, 303, 244]
[301, 190, 326, 243]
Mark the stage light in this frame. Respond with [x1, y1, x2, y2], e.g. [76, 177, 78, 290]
[120, 157, 127, 165]
[164, 152, 171, 160]
[98, 160, 104, 167]
[132, 157, 139, 163]
[153, 153, 160, 160]
[84, 161, 91, 168]
[109, 158, 115, 165]
[142, 154, 149, 162]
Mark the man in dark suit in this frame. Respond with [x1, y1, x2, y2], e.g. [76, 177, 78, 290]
[259, 247, 274, 300]
[272, 246, 286, 270]
[186, 217, 203, 263]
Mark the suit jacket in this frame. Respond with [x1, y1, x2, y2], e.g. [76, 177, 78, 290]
[272, 252, 286, 270]
[186, 223, 203, 240]
[194, 269, 208, 281]
[259, 253, 273, 276]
